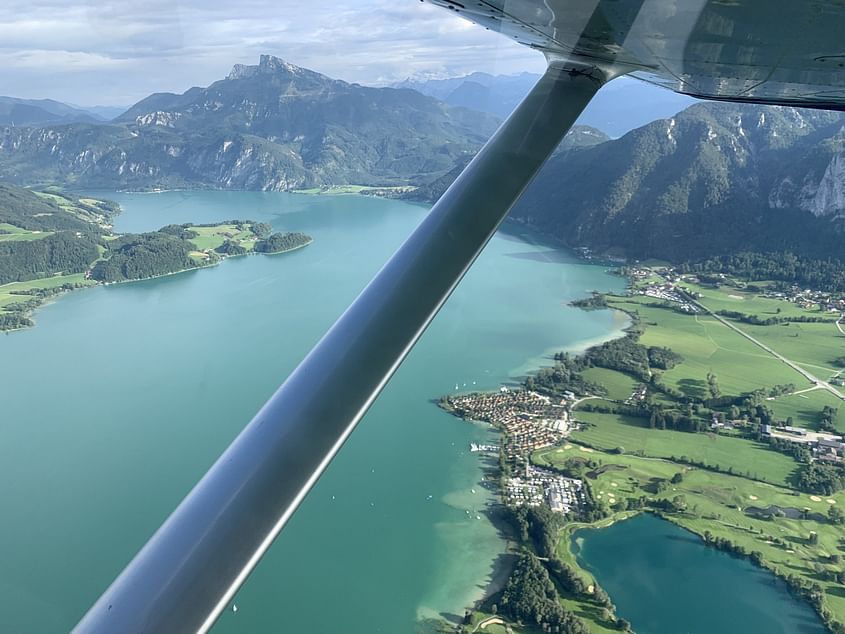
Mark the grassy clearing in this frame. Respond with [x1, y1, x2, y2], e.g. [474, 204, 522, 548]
[32, 191, 113, 226]
[580, 368, 639, 401]
[608, 296, 808, 397]
[0, 223, 53, 242]
[186, 223, 257, 251]
[767, 389, 845, 431]
[569, 410, 799, 486]
[0, 273, 95, 310]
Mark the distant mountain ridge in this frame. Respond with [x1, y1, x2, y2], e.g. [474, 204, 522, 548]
[395, 74, 697, 138]
[0, 55, 499, 191]
[0, 97, 107, 127]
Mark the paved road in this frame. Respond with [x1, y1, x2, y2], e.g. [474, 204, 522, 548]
[691, 296, 845, 401]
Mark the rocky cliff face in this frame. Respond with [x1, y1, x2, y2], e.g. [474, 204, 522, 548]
[0, 56, 499, 191]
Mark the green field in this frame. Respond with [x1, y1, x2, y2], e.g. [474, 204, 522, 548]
[567, 409, 799, 486]
[680, 281, 845, 378]
[0, 223, 53, 242]
[186, 224, 258, 252]
[683, 281, 817, 320]
[580, 368, 639, 402]
[766, 389, 845, 431]
[608, 296, 809, 397]
[730, 320, 843, 377]
[0, 273, 95, 311]
[33, 191, 114, 227]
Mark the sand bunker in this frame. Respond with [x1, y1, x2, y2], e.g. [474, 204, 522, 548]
[749, 495, 758, 500]
[564, 444, 573, 450]
[810, 495, 823, 502]
[579, 446, 594, 453]
[828, 499, 837, 504]
[611, 482, 619, 487]
[728, 294, 744, 300]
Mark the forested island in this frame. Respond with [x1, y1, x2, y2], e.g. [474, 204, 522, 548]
[0, 183, 312, 331]
[437, 260, 845, 634]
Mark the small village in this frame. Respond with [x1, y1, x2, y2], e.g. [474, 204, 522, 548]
[444, 388, 586, 516]
[638, 283, 701, 313]
[627, 264, 845, 313]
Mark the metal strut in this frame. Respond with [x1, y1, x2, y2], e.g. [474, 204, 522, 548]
[74, 62, 610, 634]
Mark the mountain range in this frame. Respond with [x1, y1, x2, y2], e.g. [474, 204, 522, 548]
[395, 73, 697, 138]
[0, 55, 498, 191]
[0, 97, 112, 127]
[3, 56, 845, 264]
[511, 103, 845, 261]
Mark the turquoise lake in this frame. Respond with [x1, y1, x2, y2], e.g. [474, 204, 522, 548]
[573, 513, 826, 634]
[0, 190, 817, 633]
[0, 191, 625, 632]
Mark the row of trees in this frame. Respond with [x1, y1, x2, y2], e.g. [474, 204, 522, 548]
[716, 309, 833, 326]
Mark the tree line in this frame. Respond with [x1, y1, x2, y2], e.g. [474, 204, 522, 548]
[687, 251, 845, 293]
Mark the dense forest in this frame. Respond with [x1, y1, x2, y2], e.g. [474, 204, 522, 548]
[0, 184, 116, 232]
[0, 232, 101, 284]
[254, 231, 312, 253]
[89, 231, 197, 282]
[499, 553, 592, 634]
[687, 252, 845, 293]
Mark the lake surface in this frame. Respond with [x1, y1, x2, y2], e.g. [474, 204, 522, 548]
[0, 190, 628, 633]
[573, 513, 826, 634]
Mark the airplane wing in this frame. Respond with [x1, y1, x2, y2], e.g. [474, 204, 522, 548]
[427, 0, 845, 109]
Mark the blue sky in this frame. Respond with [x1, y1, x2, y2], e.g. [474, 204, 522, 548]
[0, 0, 544, 106]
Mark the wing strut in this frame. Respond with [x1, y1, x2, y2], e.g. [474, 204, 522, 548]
[74, 61, 612, 634]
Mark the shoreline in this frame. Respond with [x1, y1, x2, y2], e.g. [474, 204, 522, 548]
[439, 272, 637, 622]
[2, 237, 314, 333]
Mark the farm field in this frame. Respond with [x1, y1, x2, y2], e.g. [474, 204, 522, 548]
[186, 223, 258, 251]
[767, 389, 845, 432]
[684, 281, 817, 320]
[579, 368, 639, 402]
[606, 296, 807, 397]
[725, 319, 844, 378]
[569, 410, 798, 486]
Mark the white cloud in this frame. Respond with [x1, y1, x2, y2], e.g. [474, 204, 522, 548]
[0, 0, 544, 106]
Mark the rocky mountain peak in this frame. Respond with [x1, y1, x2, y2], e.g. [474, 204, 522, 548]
[226, 55, 311, 81]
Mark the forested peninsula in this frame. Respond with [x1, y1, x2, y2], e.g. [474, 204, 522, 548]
[0, 184, 311, 331]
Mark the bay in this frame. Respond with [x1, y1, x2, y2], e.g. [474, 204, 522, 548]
[0, 190, 627, 632]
